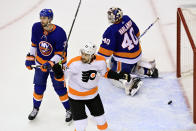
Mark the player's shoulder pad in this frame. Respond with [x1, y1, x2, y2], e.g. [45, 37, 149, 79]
[123, 15, 131, 20]
[32, 22, 42, 29]
[95, 55, 106, 62]
[67, 56, 81, 67]
[123, 15, 134, 24]
[54, 25, 67, 39]
[103, 25, 115, 37]
[55, 25, 66, 33]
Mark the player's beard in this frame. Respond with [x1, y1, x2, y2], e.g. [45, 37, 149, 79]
[41, 22, 48, 27]
[81, 57, 90, 63]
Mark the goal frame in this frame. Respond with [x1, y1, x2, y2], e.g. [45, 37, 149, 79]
[177, 7, 196, 124]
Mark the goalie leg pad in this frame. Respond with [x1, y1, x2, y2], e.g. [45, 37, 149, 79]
[110, 79, 125, 89]
[124, 77, 143, 96]
[135, 58, 158, 78]
[137, 58, 156, 69]
[129, 78, 143, 96]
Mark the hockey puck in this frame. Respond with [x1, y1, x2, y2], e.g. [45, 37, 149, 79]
[168, 100, 172, 105]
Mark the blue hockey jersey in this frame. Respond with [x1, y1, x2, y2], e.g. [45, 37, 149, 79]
[31, 22, 67, 65]
[98, 15, 142, 64]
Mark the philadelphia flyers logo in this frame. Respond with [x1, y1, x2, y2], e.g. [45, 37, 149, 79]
[82, 70, 97, 82]
[39, 41, 53, 56]
[90, 73, 96, 79]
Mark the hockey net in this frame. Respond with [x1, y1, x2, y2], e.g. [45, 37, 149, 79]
[177, 7, 196, 123]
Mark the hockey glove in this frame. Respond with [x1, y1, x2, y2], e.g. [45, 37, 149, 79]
[25, 53, 35, 70]
[40, 61, 54, 72]
[52, 63, 64, 79]
[118, 71, 131, 82]
[107, 70, 131, 82]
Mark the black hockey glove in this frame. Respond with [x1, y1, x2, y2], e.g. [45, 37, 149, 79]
[82, 70, 97, 82]
[118, 71, 131, 82]
[107, 70, 131, 82]
[52, 63, 64, 79]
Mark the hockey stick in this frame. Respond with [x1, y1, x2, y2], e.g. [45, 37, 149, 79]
[31, 65, 41, 69]
[138, 17, 160, 39]
[31, 65, 51, 69]
[59, 0, 82, 64]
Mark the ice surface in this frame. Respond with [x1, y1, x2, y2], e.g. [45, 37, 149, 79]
[0, 0, 196, 130]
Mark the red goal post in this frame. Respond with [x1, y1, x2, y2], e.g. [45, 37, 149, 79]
[177, 7, 196, 124]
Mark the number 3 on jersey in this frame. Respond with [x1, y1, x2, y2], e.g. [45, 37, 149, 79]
[121, 27, 138, 50]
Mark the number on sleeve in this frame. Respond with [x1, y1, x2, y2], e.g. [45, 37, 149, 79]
[103, 38, 110, 45]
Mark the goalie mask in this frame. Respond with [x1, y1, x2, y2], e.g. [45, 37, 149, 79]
[107, 7, 123, 23]
[80, 42, 97, 63]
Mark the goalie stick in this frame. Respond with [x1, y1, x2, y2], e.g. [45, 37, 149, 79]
[138, 17, 160, 39]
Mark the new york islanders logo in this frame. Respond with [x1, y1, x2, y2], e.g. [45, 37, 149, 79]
[39, 41, 53, 56]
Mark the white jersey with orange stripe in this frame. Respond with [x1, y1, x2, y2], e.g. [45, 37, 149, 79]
[64, 55, 107, 100]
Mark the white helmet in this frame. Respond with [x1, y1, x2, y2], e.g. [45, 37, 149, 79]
[81, 42, 97, 55]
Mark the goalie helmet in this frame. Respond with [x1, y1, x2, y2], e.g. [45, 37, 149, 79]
[107, 7, 123, 23]
[81, 42, 97, 55]
[40, 9, 53, 19]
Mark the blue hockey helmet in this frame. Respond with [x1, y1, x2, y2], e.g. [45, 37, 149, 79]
[40, 9, 53, 19]
[107, 7, 123, 23]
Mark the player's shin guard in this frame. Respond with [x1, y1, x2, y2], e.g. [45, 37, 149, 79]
[136, 59, 159, 78]
[94, 115, 108, 131]
[74, 119, 88, 131]
[54, 86, 70, 110]
[59, 93, 70, 110]
[33, 84, 46, 109]
[59, 94, 72, 123]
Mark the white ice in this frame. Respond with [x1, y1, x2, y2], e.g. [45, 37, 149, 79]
[0, 0, 196, 130]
